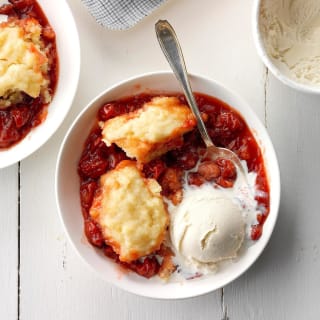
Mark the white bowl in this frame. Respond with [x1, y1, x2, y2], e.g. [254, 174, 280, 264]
[0, 0, 80, 168]
[252, 0, 320, 94]
[55, 71, 280, 299]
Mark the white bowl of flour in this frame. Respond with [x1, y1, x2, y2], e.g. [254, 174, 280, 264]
[253, 0, 320, 94]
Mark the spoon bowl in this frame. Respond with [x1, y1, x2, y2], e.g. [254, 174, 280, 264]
[155, 20, 246, 177]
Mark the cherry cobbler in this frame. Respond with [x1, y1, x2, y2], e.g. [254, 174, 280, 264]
[0, 0, 58, 148]
[78, 92, 270, 279]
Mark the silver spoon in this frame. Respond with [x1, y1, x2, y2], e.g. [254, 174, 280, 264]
[155, 19, 246, 177]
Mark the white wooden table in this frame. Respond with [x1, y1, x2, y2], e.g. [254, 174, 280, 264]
[1, 0, 320, 319]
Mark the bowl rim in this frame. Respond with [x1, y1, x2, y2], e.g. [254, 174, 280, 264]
[55, 70, 281, 299]
[252, 0, 320, 95]
[0, 0, 81, 168]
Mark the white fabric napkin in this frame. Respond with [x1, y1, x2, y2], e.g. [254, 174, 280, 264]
[82, 0, 167, 30]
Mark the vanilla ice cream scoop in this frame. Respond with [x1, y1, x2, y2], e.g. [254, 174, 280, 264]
[170, 184, 245, 271]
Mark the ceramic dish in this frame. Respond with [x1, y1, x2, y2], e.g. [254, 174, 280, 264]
[55, 71, 280, 299]
[0, 0, 80, 168]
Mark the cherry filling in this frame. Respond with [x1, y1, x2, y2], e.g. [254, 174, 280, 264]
[78, 93, 270, 278]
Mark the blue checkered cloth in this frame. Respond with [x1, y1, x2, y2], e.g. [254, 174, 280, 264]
[82, 0, 166, 30]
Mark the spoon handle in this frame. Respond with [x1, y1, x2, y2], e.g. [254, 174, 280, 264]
[155, 19, 214, 149]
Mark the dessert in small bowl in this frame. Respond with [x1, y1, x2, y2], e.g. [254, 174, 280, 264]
[55, 71, 280, 299]
[253, 0, 320, 94]
[0, 0, 80, 168]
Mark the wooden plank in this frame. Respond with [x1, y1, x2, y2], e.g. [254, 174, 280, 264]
[225, 72, 320, 319]
[0, 165, 18, 319]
